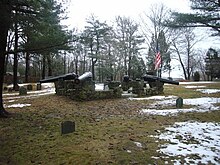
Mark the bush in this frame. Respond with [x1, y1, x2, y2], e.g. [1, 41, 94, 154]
[193, 71, 200, 81]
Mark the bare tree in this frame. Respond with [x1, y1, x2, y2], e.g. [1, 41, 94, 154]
[115, 16, 144, 78]
[194, 49, 207, 80]
[140, 3, 172, 75]
[83, 15, 111, 81]
[170, 28, 201, 80]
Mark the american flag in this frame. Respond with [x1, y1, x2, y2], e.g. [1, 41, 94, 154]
[154, 49, 161, 70]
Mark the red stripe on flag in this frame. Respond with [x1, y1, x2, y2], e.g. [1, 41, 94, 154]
[155, 51, 161, 70]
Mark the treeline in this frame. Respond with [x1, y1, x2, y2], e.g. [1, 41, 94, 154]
[2, 1, 176, 84]
[3, 0, 220, 86]
[5, 10, 147, 83]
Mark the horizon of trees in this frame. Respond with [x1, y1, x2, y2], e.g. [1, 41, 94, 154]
[1, 0, 220, 117]
[3, 1, 220, 83]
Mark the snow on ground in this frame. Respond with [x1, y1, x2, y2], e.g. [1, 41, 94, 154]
[3, 88, 55, 101]
[6, 104, 31, 108]
[3, 83, 104, 107]
[196, 89, 220, 94]
[129, 95, 177, 101]
[184, 85, 206, 89]
[179, 81, 218, 85]
[95, 83, 104, 91]
[134, 141, 143, 148]
[140, 97, 220, 116]
[141, 108, 200, 116]
[2, 93, 19, 96]
[153, 121, 220, 165]
[122, 91, 138, 97]
[3, 83, 55, 107]
[131, 82, 220, 164]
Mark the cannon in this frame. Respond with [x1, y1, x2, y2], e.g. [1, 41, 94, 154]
[121, 74, 179, 96]
[123, 75, 130, 82]
[40, 72, 77, 83]
[142, 74, 179, 85]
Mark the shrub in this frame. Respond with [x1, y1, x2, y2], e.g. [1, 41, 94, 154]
[193, 71, 200, 81]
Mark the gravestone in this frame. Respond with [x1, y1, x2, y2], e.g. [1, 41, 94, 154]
[37, 83, 41, 90]
[61, 121, 75, 135]
[19, 86, 27, 95]
[176, 97, 183, 108]
[27, 84, 33, 90]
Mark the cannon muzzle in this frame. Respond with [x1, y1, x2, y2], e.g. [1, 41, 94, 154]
[74, 72, 93, 84]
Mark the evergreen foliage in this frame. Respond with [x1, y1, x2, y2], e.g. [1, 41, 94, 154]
[205, 48, 220, 80]
[166, 0, 220, 36]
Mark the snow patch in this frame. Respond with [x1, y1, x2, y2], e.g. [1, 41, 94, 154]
[134, 142, 143, 148]
[6, 104, 31, 108]
[129, 95, 177, 101]
[184, 85, 206, 89]
[141, 108, 198, 116]
[95, 83, 104, 91]
[3, 93, 19, 96]
[180, 81, 218, 85]
[41, 83, 54, 89]
[140, 97, 220, 116]
[196, 89, 220, 94]
[154, 121, 220, 165]
[3, 88, 55, 101]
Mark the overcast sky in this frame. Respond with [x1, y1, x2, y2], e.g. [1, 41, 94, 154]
[63, 0, 219, 48]
[63, 0, 190, 29]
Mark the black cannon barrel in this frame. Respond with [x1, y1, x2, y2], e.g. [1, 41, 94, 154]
[40, 72, 77, 83]
[74, 72, 93, 84]
[143, 74, 179, 85]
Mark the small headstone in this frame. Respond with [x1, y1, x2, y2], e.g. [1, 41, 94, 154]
[176, 97, 183, 108]
[61, 121, 75, 135]
[27, 84, 33, 90]
[37, 83, 41, 90]
[19, 86, 27, 95]
[14, 84, 19, 91]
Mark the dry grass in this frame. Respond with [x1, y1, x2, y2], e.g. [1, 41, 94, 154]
[1, 82, 220, 164]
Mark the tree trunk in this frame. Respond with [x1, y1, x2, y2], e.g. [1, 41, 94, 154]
[63, 52, 66, 74]
[47, 54, 52, 76]
[173, 42, 187, 80]
[92, 58, 96, 81]
[13, 11, 19, 90]
[42, 55, 46, 79]
[74, 55, 78, 75]
[4, 54, 9, 75]
[13, 18, 18, 90]
[0, 0, 12, 117]
[25, 52, 30, 83]
[83, 50, 87, 73]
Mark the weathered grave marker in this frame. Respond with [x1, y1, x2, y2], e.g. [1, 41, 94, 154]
[176, 97, 183, 108]
[61, 121, 75, 135]
[37, 83, 41, 90]
[19, 86, 27, 95]
[27, 84, 33, 90]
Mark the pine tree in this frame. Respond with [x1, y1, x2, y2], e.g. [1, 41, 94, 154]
[167, 0, 220, 36]
[0, 0, 70, 117]
[205, 48, 220, 80]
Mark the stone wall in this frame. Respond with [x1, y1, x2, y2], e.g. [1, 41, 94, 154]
[55, 79, 122, 101]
